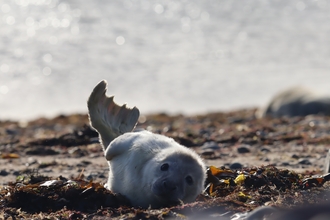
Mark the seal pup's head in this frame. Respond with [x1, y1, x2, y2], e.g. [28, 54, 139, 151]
[142, 146, 206, 208]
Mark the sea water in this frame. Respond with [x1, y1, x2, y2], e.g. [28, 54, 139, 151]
[1, 0, 330, 120]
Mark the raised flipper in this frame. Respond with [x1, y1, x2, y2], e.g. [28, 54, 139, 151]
[87, 80, 140, 151]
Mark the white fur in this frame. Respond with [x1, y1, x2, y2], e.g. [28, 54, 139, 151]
[106, 130, 206, 208]
[87, 80, 206, 208]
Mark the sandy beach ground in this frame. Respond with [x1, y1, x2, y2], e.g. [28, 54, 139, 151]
[1, 109, 330, 219]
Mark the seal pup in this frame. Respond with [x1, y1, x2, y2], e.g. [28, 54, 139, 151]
[256, 86, 330, 118]
[244, 203, 330, 220]
[268, 202, 330, 220]
[87, 80, 206, 208]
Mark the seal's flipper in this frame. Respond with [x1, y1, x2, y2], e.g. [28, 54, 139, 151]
[87, 80, 140, 151]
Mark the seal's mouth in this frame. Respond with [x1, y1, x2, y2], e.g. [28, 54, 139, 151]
[155, 195, 182, 206]
[152, 187, 180, 200]
[151, 183, 184, 206]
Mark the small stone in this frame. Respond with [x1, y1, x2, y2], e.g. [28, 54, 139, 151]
[0, 170, 9, 176]
[230, 162, 243, 170]
[175, 137, 195, 147]
[27, 157, 37, 165]
[81, 160, 92, 165]
[297, 158, 311, 165]
[260, 147, 271, 153]
[201, 150, 215, 157]
[291, 154, 300, 159]
[98, 173, 106, 178]
[42, 169, 53, 173]
[86, 174, 95, 180]
[6, 129, 18, 135]
[237, 145, 251, 154]
[280, 162, 290, 166]
[201, 141, 220, 150]
[25, 147, 58, 155]
[68, 147, 87, 157]
[89, 153, 101, 158]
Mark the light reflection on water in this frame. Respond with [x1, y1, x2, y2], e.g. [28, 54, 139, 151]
[1, 0, 330, 120]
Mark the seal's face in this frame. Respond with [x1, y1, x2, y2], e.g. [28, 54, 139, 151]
[147, 152, 206, 207]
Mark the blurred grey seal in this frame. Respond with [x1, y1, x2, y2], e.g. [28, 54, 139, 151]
[256, 86, 330, 118]
[244, 203, 330, 220]
[87, 80, 206, 208]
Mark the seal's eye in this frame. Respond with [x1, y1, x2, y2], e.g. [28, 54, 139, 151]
[185, 176, 193, 185]
[160, 163, 169, 171]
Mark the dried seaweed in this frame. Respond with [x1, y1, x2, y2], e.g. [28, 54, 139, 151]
[1, 165, 330, 219]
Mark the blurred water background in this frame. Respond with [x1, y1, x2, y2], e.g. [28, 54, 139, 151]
[1, 0, 330, 120]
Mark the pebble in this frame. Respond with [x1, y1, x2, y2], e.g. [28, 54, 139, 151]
[201, 141, 220, 150]
[230, 162, 243, 170]
[27, 157, 37, 165]
[12, 171, 20, 176]
[237, 145, 251, 153]
[68, 147, 87, 157]
[280, 162, 291, 166]
[260, 147, 271, 153]
[25, 147, 58, 155]
[42, 169, 53, 173]
[86, 174, 96, 180]
[176, 137, 195, 147]
[6, 129, 18, 135]
[291, 154, 300, 159]
[201, 150, 215, 157]
[98, 173, 106, 178]
[297, 158, 312, 165]
[89, 153, 100, 158]
[80, 160, 92, 165]
[0, 170, 9, 176]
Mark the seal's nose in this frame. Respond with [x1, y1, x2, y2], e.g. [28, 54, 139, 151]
[162, 180, 177, 192]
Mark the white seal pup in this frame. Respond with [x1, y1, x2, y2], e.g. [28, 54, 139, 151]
[87, 80, 206, 208]
[256, 86, 330, 118]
